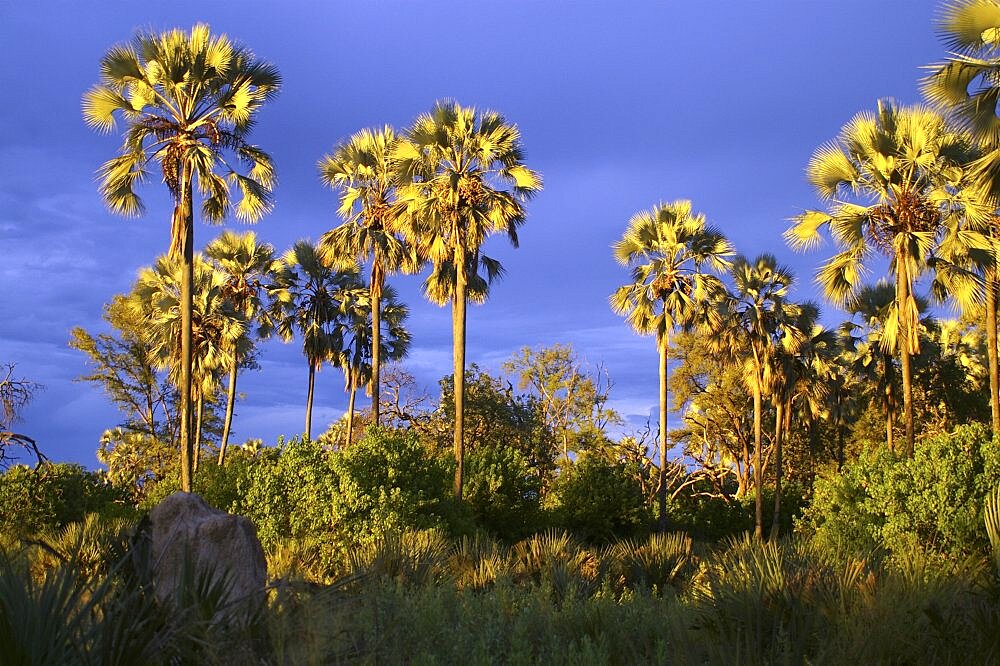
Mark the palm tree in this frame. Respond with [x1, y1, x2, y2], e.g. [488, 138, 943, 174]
[786, 99, 982, 457]
[318, 126, 415, 428]
[394, 100, 542, 500]
[709, 254, 802, 540]
[83, 24, 280, 491]
[768, 303, 834, 539]
[841, 281, 936, 452]
[924, 2, 1000, 438]
[609, 200, 733, 532]
[204, 230, 278, 465]
[336, 282, 411, 445]
[270, 240, 356, 441]
[129, 254, 246, 467]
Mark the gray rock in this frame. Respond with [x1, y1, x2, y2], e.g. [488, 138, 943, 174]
[149, 492, 267, 619]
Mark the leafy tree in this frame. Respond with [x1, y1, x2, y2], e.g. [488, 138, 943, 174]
[205, 230, 278, 464]
[432, 365, 556, 491]
[270, 240, 357, 440]
[70, 295, 177, 445]
[83, 24, 280, 492]
[610, 200, 733, 531]
[787, 99, 984, 457]
[464, 444, 542, 541]
[319, 125, 414, 428]
[502, 344, 619, 465]
[546, 452, 652, 544]
[395, 100, 543, 500]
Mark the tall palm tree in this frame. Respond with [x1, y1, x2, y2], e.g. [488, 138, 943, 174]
[786, 99, 982, 457]
[768, 303, 834, 540]
[270, 240, 356, 441]
[318, 126, 415, 428]
[924, 2, 1000, 438]
[83, 24, 280, 491]
[394, 100, 542, 500]
[129, 254, 246, 467]
[841, 281, 936, 452]
[709, 254, 802, 540]
[336, 282, 411, 445]
[609, 200, 733, 532]
[205, 230, 278, 465]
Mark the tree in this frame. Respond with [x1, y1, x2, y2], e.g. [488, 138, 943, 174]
[129, 254, 245, 465]
[786, 99, 983, 457]
[318, 125, 414, 429]
[502, 343, 619, 465]
[609, 200, 733, 531]
[336, 282, 411, 445]
[709, 254, 802, 540]
[83, 24, 280, 491]
[271, 240, 356, 440]
[205, 230, 278, 464]
[395, 100, 543, 500]
[923, 1, 1000, 439]
[0, 363, 43, 468]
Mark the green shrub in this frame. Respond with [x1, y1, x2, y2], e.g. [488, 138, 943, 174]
[801, 423, 1000, 560]
[546, 454, 651, 543]
[0, 463, 132, 539]
[464, 444, 542, 541]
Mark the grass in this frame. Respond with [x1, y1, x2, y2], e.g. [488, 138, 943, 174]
[2, 518, 999, 664]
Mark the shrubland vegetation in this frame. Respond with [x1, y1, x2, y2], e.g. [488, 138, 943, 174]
[8, 1, 1000, 662]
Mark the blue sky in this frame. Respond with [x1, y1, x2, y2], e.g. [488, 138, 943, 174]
[1, 1, 942, 466]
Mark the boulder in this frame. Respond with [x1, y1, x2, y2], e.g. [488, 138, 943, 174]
[149, 492, 267, 618]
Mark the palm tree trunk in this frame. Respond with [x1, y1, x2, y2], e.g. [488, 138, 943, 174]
[658, 334, 668, 533]
[885, 372, 895, 454]
[193, 394, 203, 475]
[371, 272, 382, 427]
[305, 361, 316, 441]
[452, 248, 468, 501]
[896, 258, 915, 457]
[986, 267, 1000, 438]
[219, 363, 238, 466]
[753, 377, 764, 540]
[345, 372, 357, 447]
[770, 398, 785, 541]
[177, 177, 194, 493]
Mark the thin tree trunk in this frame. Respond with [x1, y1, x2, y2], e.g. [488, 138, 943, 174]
[753, 378, 764, 540]
[885, 371, 895, 454]
[177, 176, 194, 493]
[219, 363, 238, 466]
[770, 398, 785, 541]
[305, 362, 316, 441]
[452, 248, 468, 501]
[658, 334, 668, 533]
[193, 395, 203, 475]
[345, 373, 357, 447]
[986, 267, 1000, 438]
[896, 254, 915, 457]
[371, 271, 382, 427]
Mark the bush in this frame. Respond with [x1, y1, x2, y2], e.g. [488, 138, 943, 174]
[464, 445, 542, 541]
[800, 423, 1000, 560]
[546, 454, 651, 543]
[328, 428, 463, 546]
[0, 463, 131, 539]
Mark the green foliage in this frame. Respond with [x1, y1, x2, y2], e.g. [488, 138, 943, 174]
[547, 453, 651, 543]
[464, 444, 542, 541]
[608, 532, 694, 596]
[0, 464, 131, 539]
[329, 428, 461, 545]
[801, 423, 1000, 560]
